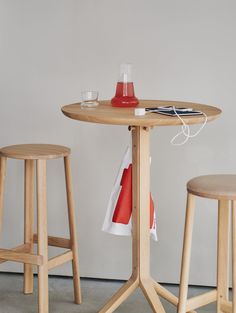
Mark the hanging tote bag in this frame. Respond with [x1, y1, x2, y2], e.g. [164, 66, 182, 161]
[102, 145, 157, 241]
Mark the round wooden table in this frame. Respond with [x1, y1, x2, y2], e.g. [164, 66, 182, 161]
[62, 100, 221, 313]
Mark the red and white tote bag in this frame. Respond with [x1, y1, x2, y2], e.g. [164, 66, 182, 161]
[102, 145, 157, 241]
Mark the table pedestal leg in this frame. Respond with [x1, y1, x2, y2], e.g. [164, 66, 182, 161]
[98, 276, 139, 313]
[99, 126, 168, 313]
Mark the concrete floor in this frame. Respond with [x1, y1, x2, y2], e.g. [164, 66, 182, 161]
[0, 273, 218, 313]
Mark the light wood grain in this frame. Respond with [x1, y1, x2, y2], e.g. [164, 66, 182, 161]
[178, 193, 195, 313]
[62, 100, 221, 127]
[33, 234, 71, 249]
[135, 127, 151, 279]
[179, 179, 234, 313]
[0, 157, 7, 235]
[153, 280, 197, 313]
[62, 99, 221, 313]
[187, 175, 236, 200]
[48, 251, 73, 270]
[186, 290, 217, 311]
[98, 127, 166, 313]
[0, 248, 42, 265]
[0, 243, 30, 264]
[99, 277, 139, 313]
[221, 299, 232, 313]
[153, 280, 178, 306]
[64, 156, 82, 304]
[0, 145, 81, 312]
[37, 159, 49, 313]
[232, 200, 236, 313]
[134, 127, 165, 313]
[0, 144, 70, 160]
[217, 200, 230, 313]
[141, 279, 165, 313]
[131, 127, 140, 279]
[24, 159, 34, 294]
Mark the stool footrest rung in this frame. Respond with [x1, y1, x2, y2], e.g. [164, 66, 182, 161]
[0, 247, 43, 265]
[48, 250, 73, 270]
[0, 243, 31, 264]
[221, 299, 232, 313]
[186, 289, 217, 311]
[33, 234, 71, 249]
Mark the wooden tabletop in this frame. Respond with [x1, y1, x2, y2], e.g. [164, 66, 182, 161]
[61, 100, 221, 127]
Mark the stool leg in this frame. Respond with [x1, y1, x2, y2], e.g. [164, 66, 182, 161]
[0, 157, 7, 235]
[232, 200, 236, 313]
[178, 192, 195, 313]
[217, 200, 230, 313]
[24, 160, 34, 294]
[37, 160, 49, 313]
[64, 156, 82, 304]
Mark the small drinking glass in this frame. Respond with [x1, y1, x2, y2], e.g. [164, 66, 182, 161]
[81, 91, 99, 107]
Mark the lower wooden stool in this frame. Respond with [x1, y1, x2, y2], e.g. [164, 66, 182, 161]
[178, 175, 236, 313]
[0, 144, 82, 313]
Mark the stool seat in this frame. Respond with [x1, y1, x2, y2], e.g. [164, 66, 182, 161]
[0, 144, 70, 160]
[187, 174, 236, 200]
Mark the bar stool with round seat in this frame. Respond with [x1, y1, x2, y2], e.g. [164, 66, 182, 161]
[0, 144, 81, 313]
[178, 174, 236, 313]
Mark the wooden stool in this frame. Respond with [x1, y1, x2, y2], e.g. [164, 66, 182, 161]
[178, 174, 236, 313]
[0, 144, 82, 313]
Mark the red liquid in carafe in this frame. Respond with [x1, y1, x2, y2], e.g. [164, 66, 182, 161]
[111, 82, 139, 107]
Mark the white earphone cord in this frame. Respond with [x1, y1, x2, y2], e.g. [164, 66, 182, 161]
[170, 106, 208, 146]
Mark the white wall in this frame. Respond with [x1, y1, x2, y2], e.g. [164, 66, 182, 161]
[0, 0, 236, 286]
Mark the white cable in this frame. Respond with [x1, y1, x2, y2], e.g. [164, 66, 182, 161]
[171, 106, 208, 146]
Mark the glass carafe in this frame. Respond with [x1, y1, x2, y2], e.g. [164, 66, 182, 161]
[111, 63, 139, 107]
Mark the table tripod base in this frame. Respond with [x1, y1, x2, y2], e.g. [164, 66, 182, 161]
[98, 276, 198, 313]
[98, 276, 166, 313]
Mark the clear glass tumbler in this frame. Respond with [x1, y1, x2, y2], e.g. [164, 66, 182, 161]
[81, 91, 99, 107]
